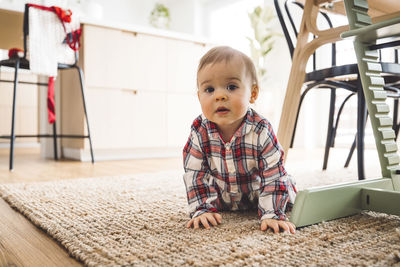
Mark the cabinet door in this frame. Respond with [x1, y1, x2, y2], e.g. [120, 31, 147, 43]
[86, 87, 167, 149]
[85, 87, 133, 149]
[166, 39, 206, 93]
[167, 92, 201, 147]
[131, 90, 168, 147]
[131, 34, 168, 92]
[83, 25, 127, 89]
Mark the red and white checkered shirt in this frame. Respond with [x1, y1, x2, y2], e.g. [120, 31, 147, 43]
[183, 108, 296, 221]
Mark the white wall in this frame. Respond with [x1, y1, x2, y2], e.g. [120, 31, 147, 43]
[84, 0, 201, 35]
[92, 0, 157, 26]
[7, 0, 198, 34]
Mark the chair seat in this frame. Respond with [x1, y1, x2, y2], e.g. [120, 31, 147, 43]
[0, 58, 76, 71]
[0, 58, 30, 69]
[305, 64, 359, 82]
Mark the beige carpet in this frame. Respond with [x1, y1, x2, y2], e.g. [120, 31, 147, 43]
[0, 169, 400, 266]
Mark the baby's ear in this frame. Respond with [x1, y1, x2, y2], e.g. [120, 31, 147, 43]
[250, 85, 259, 103]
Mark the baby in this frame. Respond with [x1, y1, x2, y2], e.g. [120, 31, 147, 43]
[183, 46, 297, 233]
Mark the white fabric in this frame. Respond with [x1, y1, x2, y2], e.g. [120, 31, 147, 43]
[28, 7, 79, 77]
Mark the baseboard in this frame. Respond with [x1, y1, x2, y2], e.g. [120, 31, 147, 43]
[62, 147, 182, 161]
[0, 142, 40, 148]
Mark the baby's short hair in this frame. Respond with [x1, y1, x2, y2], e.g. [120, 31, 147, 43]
[197, 46, 258, 87]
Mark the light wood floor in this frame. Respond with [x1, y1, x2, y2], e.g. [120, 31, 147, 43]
[0, 146, 382, 266]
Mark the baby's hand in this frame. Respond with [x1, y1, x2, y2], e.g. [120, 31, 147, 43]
[261, 218, 296, 234]
[186, 212, 222, 230]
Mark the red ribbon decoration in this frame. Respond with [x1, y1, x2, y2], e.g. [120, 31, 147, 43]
[47, 77, 56, 124]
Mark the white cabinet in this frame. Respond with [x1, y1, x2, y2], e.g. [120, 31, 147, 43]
[83, 25, 126, 89]
[131, 90, 168, 147]
[62, 23, 210, 159]
[83, 25, 169, 92]
[131, 34, 168, 92]
[86, 88, 167, 149]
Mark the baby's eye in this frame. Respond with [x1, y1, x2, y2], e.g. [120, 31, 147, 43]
[205, 87, 214, 93]
[227, 84, 238, 91]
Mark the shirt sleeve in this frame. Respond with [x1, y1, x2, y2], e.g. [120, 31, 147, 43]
[183, 128, 219, 218]
[257, 122, 295, 221]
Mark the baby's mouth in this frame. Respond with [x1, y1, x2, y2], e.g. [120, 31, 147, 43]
[216, 107, 230, 113]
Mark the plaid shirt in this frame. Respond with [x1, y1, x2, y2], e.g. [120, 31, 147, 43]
[183, 108, 296, 221]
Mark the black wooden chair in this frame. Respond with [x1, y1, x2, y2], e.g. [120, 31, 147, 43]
[274, 0, 400, 180]
[0, 4, 94, 170]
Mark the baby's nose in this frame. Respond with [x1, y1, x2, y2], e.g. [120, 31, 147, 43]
[215, 90, 227, 101]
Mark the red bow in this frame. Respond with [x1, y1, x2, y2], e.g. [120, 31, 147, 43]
[65, 29, 82, 51]
[51, 6, 72, 23]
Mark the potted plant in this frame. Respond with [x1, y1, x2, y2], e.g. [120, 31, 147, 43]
[149, 3, 171, 29]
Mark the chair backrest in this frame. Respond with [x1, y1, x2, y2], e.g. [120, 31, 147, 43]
[22, 4, 79, 65]
[273, 0, 336, 69]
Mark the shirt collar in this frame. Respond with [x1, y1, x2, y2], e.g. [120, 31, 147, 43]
[202, 108, 254, 142]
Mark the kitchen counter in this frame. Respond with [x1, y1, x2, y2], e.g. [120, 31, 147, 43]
[0, 2, 211, 48]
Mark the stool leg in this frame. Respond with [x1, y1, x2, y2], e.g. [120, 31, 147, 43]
[9, 59, 20, 171]
[76, 66, 94, 163]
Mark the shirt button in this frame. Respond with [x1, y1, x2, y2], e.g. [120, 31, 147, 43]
[226, 145, 230, 151]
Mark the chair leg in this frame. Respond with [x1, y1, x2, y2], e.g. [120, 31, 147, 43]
[290, 87, 314, 148]
[331, 92, 356, 148]
[345, 110, 369, 168]
[344, 136, 356, 167]
[393, 98, 399, 140]
[53, 121, 58, 160]
[9, 59, 20, 171]
[357, 80, 366, 180]
[75, 66, 95, 163]
[322, 88, 336, 170]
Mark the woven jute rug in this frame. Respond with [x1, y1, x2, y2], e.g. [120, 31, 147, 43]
[1, 169, 400, 266]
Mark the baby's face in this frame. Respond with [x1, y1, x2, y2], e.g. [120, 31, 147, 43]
[197, 57, 256, 132]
